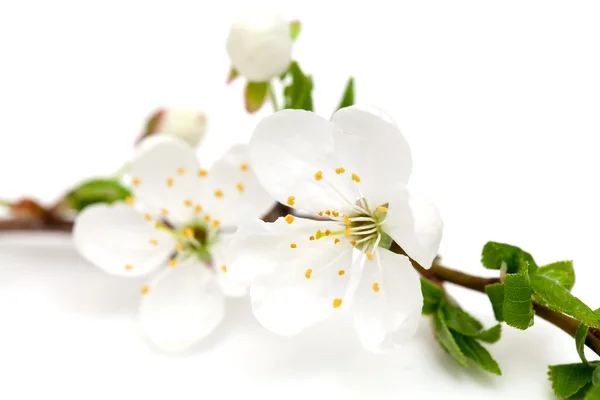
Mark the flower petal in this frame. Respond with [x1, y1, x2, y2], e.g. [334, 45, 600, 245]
[211, 235, 248, 297]
[138, 259, 225, 351]
[249, 109, 358, 214]
[384, 188, 443, 269]
[352, 249, 423, 352]
[331, 105, 413, 206]
[203, 144, 274, 227]
[73, 203, 175, 277]
[130, 135, 209, 225]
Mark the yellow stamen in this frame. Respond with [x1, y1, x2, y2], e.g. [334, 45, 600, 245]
[126, 196, 134, 205]
[167, 177, 174, 187]
[372, 282, 380, 293]
[214, 189, 224, 198]
[140, 285, 150, 295]
[351, 173, 361, 183]
[149, 239, 159, 246]
[305, 269, 312, 279]
[177, 167, 186, 175]
[285, 215, 294, 224]
[144, 213, 152, 221]
[377, 206, 388, 213]
[198, 169, 208, 177]
[290, 243, 297, 249]
[175, 242, 184, 250]
[338, 270, 345, 276]
[334, 238, 341, 244]
[212, 220, 221, 228]
[345, 227, 351, 237]
[203, 215, 211, 221]
[132, 177, 140, 187]
[333, 298, 343, 308]
[309, 235, 315, 241]
[184, 199, 193, 207]
[240, 163, 249, 171]
[315, 230, 326, 240]
[366, 251, 373, 261]
[221, 265, 227, 273]
[168, 259, 177, 267]
[318, 211, 323, 216]
[184, 228, 194, 237]
[325, 229, 331, 236]
[287, 196, 295, 206]
[343, 214, 350, 224]
[236, 182, 245, 192]
[194, 204, 203, 214]
[325, 210, 331, 216]
[160, 208, 169, 216]
[350, 240, 357, 247]
[332, 211, 339, 217]
[314, 170, 323, 181]
[124, 264, 133, 271]
[335, 167, 345, 174]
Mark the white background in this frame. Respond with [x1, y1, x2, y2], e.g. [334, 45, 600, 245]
[1, 0, 599, 398]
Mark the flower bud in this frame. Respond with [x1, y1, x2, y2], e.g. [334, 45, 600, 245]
[226, 11, 293, 82]
[138, 108, 208, 148]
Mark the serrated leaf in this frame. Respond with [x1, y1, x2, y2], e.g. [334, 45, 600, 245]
[289, 20, 301, 40]
[443, 302, 483, 336]
[226, 66, 239, 84]
[420, 278, 445, 315]
[577, 323, 591, 365]
[530, 274, 600, 328]
[485, 283, 505, 322]
[283, 62, 313, 111]
[477, 324, 502, 343]
[433, 306, 467, 367]
[65, 179, 132, 212]
[503, 267, 534, 330]
[481, 241, 537, 273]
[549, 363, 595, 398]
[244, 82, 268, 113]
[536, 260, 575, 291]
[585, 385, 600, 400]
[452, 332, 502, 375]
[335, 77, 355, 111]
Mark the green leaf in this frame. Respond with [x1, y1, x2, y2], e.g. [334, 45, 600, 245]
[226, 66, 239, 84]
[433, 306, 467, 367]
[443, 302, 483, 336]
[481, 241, 537, 273]
[485, 283, 505, 322]
[335, 77, 355, 111]
[477, 324, 502, 344]
[289, 20, 301, 41]
[536, 260, 575, 291]
[503, 266, 534, 330]
[420, 278, 445, 315]
[452, 332, 502, 375]
[593, 366, 600, 386]
[244, 82, 268, 113]
[65, 179, 132, 212]
[585, 385, 600, 400]
[530, 274, 600, 327]
[283, 62, 314, 111]
[549, 363, 596, 398]
[577, 323, 591, 365]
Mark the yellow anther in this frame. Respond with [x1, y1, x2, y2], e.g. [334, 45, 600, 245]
[175, 242, 184, 250]
[240, 163, 249, 171]
[314, 170, 323, 181]
[212, 220, 221, 228]
[290, 243, 297, 249]
[144, 213, 152, 221]
[325, 210, 331, 216]
[160, 208, 169, 216]
[203, 215, 211, 221]
[334, 238, 341, 244]
[184, 199, 193, 207]
[177, 167, 186, 175]
[350, 240, 357, 246]
[167, 177, 174, 187]
[351, 173, 361, 183]
[236, 182, 245, 192]
[287, 196, 295, 206]
[377, 206, 388, 213]
[198, 169, 208, 177]
[366, 251, 373, 261]
[124, 264, 133, 271]
[285, 215, 295, 224]
[214, 189, 224, 198]
[335, 167, 345, 174]
[132, 177, 141, 187]
[332, 211, 339, 217]
[343, 131, 349, 135]
[194, 204, 203, 214]
[149, 239, 159, 246]
[221, 265, 227, 273]
[168, 259, 177, 267]
[325, 229, 331, 236]
[126, 196, 134, 205]
[343, 214, 350, 224]
[345, 227, 351, 237]
[309, 235, 315, 241]
[318, 211, 323, 216]
[305, 269, 312, 279]
[333, 298, 343, 308]
[184, 228, 194, 237]
[140, 285, 150, 295]
[372, 282, 380, 293]
[338, 270, 345, 276]
[154, 221, 162, 229]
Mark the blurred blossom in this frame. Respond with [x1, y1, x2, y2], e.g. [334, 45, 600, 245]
[138, 108, 208, 148]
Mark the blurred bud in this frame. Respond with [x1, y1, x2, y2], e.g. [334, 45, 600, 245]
[10, 198, 47, 220]
[138, 108, 208, 148]
[226, 11, 294, 82]
[62, 179, 132, 213]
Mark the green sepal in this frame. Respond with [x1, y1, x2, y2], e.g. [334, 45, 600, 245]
[335, 77, 355, 111]
[282, 61, 314, 111]
[244, 81, 269, 113]
[226, 66, 239, 84]
[290, 20, 301, 40]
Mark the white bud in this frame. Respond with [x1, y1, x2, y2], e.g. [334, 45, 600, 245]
[140, 108, 208, 148]
[226, 11, 293, 82]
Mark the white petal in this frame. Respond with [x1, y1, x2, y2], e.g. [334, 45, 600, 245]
[331, 106, 413, 207]
[211, 236, 248, 297]
[158, 108, 208, 148]
[131, 135, 210, 225]
[138, 259, 225, 352]
[203, 144, 274, 227]
[250, 109, 358, 213]
[351, 104, 398, 126]
[73, 203, 175, 277]
[384, 189, 443, 269]
[352, 249, 423, 352]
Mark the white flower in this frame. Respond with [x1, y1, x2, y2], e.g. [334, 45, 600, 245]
[226, 11, 293, 82]
[73, 136, 273, 351]
[139, 108, 208, 148]
[227, 105, 443, 352]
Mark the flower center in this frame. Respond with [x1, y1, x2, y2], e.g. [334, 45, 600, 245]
[156, 220, 219, 265]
